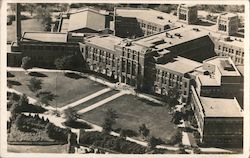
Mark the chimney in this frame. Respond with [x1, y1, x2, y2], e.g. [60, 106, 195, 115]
[16, 3, 22, 45]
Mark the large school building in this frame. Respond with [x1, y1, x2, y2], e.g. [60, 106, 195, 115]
[8, 4, 244, 147]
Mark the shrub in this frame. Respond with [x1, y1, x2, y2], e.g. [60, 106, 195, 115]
[79, 131, 146, 154]
[168, 129, 182, 145]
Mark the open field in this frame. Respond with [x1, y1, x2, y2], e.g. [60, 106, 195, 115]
[7, 19, 44, 42]
[7, 144, 68, 153]
[80, 94, 177, 142]
[8, 71, 107, 108]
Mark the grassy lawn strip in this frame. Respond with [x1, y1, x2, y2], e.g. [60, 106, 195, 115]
[80, 94, 178, 142]
[8, 71, 107, 108]
[7, 144, 68, 153]
[72, 90, 120, 111]
[79, 131, 146, 154]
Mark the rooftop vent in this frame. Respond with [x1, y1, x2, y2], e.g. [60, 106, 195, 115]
[166, 32, 173, 38]
[157, 16, 164, 20]
[193, 28, 200, 32]
[174, 33, 182, 38]
[220, 60, 235, 71]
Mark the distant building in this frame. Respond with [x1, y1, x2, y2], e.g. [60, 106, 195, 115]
[9, 32, 82, 67]
[217, 13, 239, 36]
[177, 4, 198, 24]
[114, 8, 177, 38]
[57, 8, 111, 34]
[212, 35, 244, 65]
[190, 86, 243, 147]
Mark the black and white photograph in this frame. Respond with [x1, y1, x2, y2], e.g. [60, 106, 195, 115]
[0, 0, 249, 157]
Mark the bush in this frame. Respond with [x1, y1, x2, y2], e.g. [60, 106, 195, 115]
[79, 131, 146, 154]
[168, 130, 182, 145]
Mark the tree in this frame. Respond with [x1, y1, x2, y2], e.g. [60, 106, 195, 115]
[171, 111, 183, 124]
[164, 86, 180, 111]
[21, 56, 32, 72]
[148, 136, 160, 150]
[54, 55, 74, 72]
[37, 91, 56, 106]
[35, 6, 52, 31]
[139, 124, 150, 139]
[102, 108, 118, 133]
[63, 108, 80, 122]
[27, 77, 42, 95]
[25, 4, 36, 16]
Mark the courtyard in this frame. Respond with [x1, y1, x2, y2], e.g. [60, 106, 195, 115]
[7, 69, 178, 144]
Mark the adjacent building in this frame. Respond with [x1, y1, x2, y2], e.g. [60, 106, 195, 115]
[217, 12, 239, 36]
[114, 8, 178, 38]
[177, 4, 198, 24]
[190, 86, 243, 147]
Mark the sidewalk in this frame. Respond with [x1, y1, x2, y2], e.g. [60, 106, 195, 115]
[59, 88, 111, 111]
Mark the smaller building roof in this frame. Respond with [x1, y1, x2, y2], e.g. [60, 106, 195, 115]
[204, 56, 241, 77]
[115, 8, 178, 26]
[22, 32, 68, 43]
[200, 97, 243, 117]
[68, 8, 106, 32]
[85, 35, 123, 51]
[156, 56, 202, 74]
[219, 12, 238, 19]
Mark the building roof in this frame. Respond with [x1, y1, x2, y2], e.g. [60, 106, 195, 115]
[85, 35, 123, 51]
[200, 96, 243, 117]
[61, 18, 70, 33]
[115, 8, 178, 26]
[134, 27, 208, 49]
[156, 56, 202, 74]
[68, 9, 106, 32]
[22, 32, 68, 43]
[219, 12, 238, 19]
[204, 56, 241, 77]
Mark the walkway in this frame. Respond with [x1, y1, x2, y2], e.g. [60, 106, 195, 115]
[59, 88, 112, 111]
[78, 91, 127, 114]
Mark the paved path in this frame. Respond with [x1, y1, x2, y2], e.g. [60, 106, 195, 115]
[78, 91, 127, 114]
[59, 88, 112, 111]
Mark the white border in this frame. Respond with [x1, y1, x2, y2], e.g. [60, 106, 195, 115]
[1, 0, 249, 158]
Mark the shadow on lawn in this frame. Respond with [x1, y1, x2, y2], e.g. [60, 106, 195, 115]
[65, 72, 86, 79]
[29, 72, 48, 78]
[7, 80, 22, 86]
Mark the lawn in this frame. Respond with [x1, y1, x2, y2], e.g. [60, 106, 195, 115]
[7, 144, 68, 153]
[7, 18, 44, 42]
[8, 71, 107, 108]
[80, 94, 178, 142]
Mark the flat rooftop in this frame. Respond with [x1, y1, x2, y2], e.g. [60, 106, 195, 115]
[115, 8, 178, 26]
[200, 96, 243, 117]
[134, 27, 208, 49]
[156, 56, 202, 74]
[85, 35, 123, 51]
[204, 56, 241, 77]
[22, 32, 68, 43]
[219, 12, 238, 18]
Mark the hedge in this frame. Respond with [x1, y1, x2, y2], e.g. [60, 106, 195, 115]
[79, 131, 146, 154]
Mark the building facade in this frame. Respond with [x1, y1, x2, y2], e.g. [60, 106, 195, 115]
[190, 86, 243, 147]
[217, 13, 239, 36]
[177, 4, 198, 24]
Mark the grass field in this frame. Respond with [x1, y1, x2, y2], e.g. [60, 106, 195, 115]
[80, 94, 177, 142]
[7, 19, 44, 42]
[8, 71, 107, 108]
[7, 144, 68, 153]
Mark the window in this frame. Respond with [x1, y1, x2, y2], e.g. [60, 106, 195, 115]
[218, 45, 221, 50]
